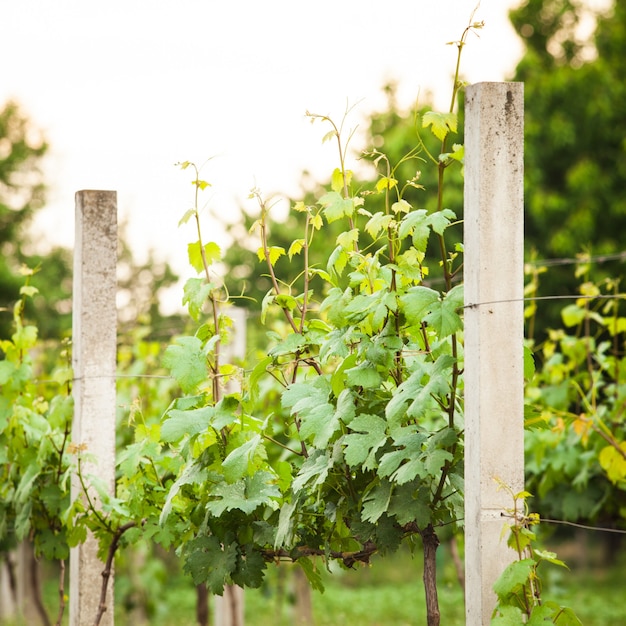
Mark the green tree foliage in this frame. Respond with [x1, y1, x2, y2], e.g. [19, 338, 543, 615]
[0, 100, 57, 336]
[0, 100, 182, 340]
[0, 101, 47, 246]
[510, 0, 626, 305]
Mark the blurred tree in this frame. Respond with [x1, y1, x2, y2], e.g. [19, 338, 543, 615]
[510, 0, 626, 308]
[0, 101, 47, 247]
[0, 100, 52, 335]
[0, 99, 182, 340]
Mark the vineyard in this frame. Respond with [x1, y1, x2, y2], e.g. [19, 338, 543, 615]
[3, 17, 626, 626]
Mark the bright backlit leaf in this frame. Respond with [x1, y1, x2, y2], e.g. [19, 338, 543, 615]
[422, 111, 457, 141]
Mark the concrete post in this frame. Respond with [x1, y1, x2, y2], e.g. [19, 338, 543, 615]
[463, 83, 524, 625]
[215, 307, 246, 626]
[70, 190, 118, 626]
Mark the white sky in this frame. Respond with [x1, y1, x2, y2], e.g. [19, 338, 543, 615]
[2, 0, 524, 278]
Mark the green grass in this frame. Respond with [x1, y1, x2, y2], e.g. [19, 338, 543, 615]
[3, 543, 626, 625]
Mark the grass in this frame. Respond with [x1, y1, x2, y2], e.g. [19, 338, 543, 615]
[2, 540, 626, 625]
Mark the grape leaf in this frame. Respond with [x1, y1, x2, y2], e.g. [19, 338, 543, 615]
[343, 414, 387, 469]
[183, 277, 213, 321]
[183, 535, 238, 593]
[400, 286, 440, 325]
[231, 546, 267, 589]
[319, 191, 355, 222]
[491, 605, 525, 626]
[362, 480, 392, 523]
[422, 111, 457, 141]
[188, 240, 221, 273]
[161, 405, 214, 442]
[206, 472, 280, 516]
[221, 434, 262, 482]
[292, 451, 333, 493]
[297, 556, 325, 593]
[493, 558, 535, 597]
[162, 336, 207, 393]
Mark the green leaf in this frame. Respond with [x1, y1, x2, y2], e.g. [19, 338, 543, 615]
[427, 208, 456, 235]
[334, 387, 356, 425]
[162, 336, 207, 393]
[248, 356, 272, 404]
[362, 480, 392, 523]
[319, 191, 355, 222]
[533, 549, 568, 568]
[188, 241, 221, 273]
[493, 558, 535, 598]
[336, 228, 359, 250]
[400, 286, 440, 325]
[391, 199, 411, 214]
[398, 209, 430, 249]
[331, 167, 352, 193]
[282, 379, 340, 447]
[330, 354, 357, 398]
[206, 472, 280, 516]
[375, 177, 398, 193]
[365, 212, 394, 238]
[117, 440, 158, 478]
[275, 500, 297, 548]
[0, 360, 15, 385]
[221, 434, 262, 482]
[345, 363, 382, 389]
[160, 462, 208, 523]
[327, 245, 348, 278]
[257, 246, 286, 265]
[422, 111, 457, 141]
[526, 604, 557, 625]
[297, 556, 325, 593]
[378, 431, 427, 483]
[439, 143, 464, 164]
[385, 355, 454, 425]
[491, 605, 525, 626]
[231, 547, 267, 589]
[544, 603, 583, 625]
[292, 451, 333, 493]
[343, 414, 387, 469]
[268, 332, 306, 357]
[288, 239, 305, 259]
[183, 536, 238, 594]
[183, 277, 213, 321]
[598, 443, 626, 484]
[561, 304, 585, 327]
[524, 345, 535, 381]
[388, 482, 432, 526]
[15, 463, 40, 504]
[423, 289, 463, 338]
[300, 402, 339, 447]
[12, 324, 37, 350]
[424, 448, 453, 476]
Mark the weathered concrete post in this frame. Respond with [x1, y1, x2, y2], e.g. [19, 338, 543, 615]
[215, 307, 246, 626]
[464, 83, 524, 625]
[71, 190, 118, 626]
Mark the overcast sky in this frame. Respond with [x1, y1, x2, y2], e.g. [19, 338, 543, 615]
[2, 0, 524, 277]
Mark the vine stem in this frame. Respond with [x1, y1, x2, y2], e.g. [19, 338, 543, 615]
[190, 163, 222, 402]
[76, 456, 112, 533]
[54, 559, 66, 626]
[421, 525, 441, 626]
[92, 521, 137, 626]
